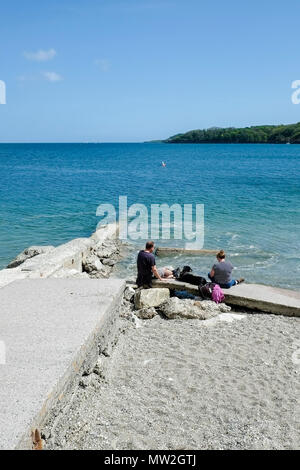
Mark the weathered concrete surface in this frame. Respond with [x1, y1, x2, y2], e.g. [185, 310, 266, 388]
[225, 283, 300, 317]
[152, 279, 300, 317]
[0, 278, 125, 450]
[0, 224, 118, 290]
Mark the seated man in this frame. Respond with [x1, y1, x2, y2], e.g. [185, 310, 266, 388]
[208, 250, 244, 289]
[136, 241, 165, 288]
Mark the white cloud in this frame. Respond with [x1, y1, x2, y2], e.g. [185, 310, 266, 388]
[42, 71, 63, 82]
[94, 58, 110, 72]
[24, 48, 57, 62]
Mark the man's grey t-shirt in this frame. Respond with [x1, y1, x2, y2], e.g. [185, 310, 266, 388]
[212, 261, 233, 284]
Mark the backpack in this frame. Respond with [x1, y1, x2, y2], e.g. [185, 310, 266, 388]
[198, 282, 225, 304]
[198, 282, 216, 300]
[211, 284, 225, 304]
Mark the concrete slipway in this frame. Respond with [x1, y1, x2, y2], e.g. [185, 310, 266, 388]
[0, 278, 125, 450]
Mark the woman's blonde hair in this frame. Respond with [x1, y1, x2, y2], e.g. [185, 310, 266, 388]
[217, 250, 226, 260]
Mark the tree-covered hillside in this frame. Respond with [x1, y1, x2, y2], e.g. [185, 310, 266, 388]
[164, 123, 300, 144]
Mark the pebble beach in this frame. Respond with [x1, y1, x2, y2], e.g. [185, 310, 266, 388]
[51, 307, 300, 450]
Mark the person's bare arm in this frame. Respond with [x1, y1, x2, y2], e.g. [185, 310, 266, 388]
[210, 268, 215, 278]
[152, 265, 165, 281]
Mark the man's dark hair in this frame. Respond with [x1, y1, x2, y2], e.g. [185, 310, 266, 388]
[145, 241, 155, 250]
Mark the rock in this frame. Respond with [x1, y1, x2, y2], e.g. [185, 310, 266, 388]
[124, 286, 135, 302]
[7, 246, 54, 269]
[82, 254, 103, 273]
[95, 240, 119, 259]
[196, 300, 231, 313]
[135, 307, 158, 319]
[96, 247, 113, 259]
[83, 253, 112, 278]
[89, 265, 112, 279]
[101, 258, 115, 267]
[120, 300, 135, 319]
[79, 375, 92, 388]
[93, 358, 104, 376]
[159, 297, 231, 320]
[134, 288, 170, 309]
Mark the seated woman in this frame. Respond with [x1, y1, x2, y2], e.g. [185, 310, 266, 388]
[157, 266, 175, 279]
[208, 250, 244, 289]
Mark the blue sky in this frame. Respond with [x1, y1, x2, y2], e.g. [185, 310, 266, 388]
[0, 0, 300, 142]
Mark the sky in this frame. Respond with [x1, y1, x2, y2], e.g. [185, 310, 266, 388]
[0, 0, 300, 142]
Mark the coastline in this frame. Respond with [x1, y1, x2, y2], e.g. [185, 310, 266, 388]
[0, 143, 299, 290]
[0, 225, 299, 450]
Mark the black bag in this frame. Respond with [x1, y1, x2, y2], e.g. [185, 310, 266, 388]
[179, 272, 207, 287]
[198, 282, 217, 300]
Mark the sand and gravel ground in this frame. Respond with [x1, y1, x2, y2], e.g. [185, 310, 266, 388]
[52, 311, 300, 450]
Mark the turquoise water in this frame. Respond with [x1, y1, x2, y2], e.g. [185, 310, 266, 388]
[0, 143, 299, 289]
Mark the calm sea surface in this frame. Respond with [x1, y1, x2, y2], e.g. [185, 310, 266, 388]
[0, 143, 299, 289]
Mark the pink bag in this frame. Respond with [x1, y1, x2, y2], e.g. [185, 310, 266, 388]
[212, 284, 225, 304]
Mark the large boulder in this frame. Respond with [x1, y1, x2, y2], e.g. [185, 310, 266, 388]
[134, 288, 170, 309]
[159, 297, 231, 320]
[7, 246, 54, 269]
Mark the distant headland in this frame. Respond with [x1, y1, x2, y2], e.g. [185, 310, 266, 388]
[159, 122, 300, 144]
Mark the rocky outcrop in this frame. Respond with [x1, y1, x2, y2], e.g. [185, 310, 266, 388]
[134, 288, 170, 309]
[82, 238, 122, 279]
[159, 297, 231, 320]
[82, 254, 111, 278]
[122, 283, 233, 323]
[7, 246, 54, 269]
[1, 224, 121, 289]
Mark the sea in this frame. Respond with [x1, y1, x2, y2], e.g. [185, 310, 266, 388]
[0, 143, 299, 290]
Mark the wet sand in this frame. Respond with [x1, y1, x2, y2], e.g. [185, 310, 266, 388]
[51, 310, 300, 450]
